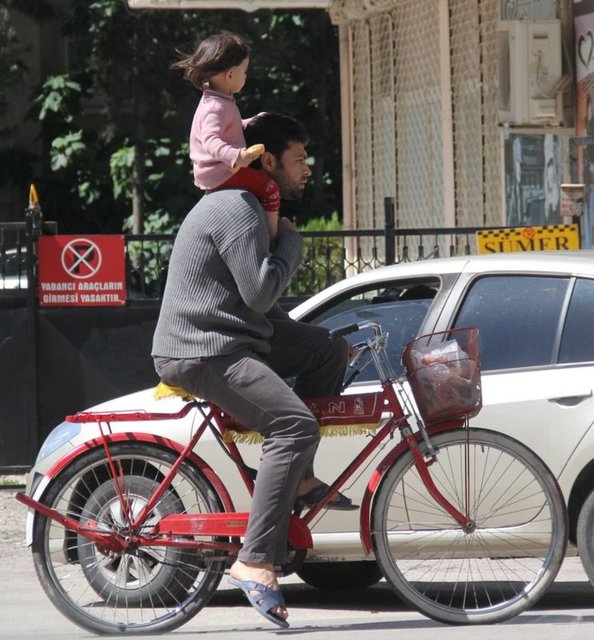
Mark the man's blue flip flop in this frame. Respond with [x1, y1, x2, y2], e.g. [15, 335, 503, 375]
[227, 577, 289, 628]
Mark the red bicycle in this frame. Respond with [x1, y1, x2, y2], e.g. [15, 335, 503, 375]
[17, 322, 567, 634]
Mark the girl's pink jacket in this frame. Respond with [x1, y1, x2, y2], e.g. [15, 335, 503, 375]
[189, 89, 253, 190]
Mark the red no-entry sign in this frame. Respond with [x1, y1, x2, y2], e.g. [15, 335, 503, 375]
[38, 235, 126, 307]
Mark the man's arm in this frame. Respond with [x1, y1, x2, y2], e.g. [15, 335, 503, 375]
[220, 210, 303, 314]
[266, 304, 291, 321]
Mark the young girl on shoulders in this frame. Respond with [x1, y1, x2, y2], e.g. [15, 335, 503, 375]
[172, 32, 280, 242]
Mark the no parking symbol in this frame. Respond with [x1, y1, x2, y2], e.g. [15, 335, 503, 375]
[61, 238, 103, 279]
[38, 235, 126, 307]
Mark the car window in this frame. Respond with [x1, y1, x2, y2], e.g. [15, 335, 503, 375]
[453, 275, 569, 371]
[558, 277, 594, 364]
[309, 281, 438, 380]
[3, 249, 26, 274]
[0, 249, 27, 289]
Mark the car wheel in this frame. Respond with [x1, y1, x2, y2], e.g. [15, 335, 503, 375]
[577, 489, 594, 585]
[77, 475, 200, 606]
[296, 561, 382, 590]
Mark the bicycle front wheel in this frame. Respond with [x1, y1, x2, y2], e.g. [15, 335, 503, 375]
[32, 443, 228, 635]
[372, 428, 567, 625]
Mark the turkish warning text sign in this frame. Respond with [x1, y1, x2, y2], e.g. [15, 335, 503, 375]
[476, 224, 581, 254]
[38, 235, 126, 307]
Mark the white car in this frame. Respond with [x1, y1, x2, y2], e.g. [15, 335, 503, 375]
[25, 251, 594, 591]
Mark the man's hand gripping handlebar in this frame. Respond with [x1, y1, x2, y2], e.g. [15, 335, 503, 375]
[329, 321, 392, 388]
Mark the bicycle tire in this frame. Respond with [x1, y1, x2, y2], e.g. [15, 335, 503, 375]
[32, 443, 228, 635]
[576, 489, 594, 586]
[371, 428, 567, 625]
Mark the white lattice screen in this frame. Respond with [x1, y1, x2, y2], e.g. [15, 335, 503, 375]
[345, 0, 502, 256]
[450, 0, 502, 228]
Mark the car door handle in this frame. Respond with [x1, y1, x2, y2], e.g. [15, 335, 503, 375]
[548, 392, 593, 407]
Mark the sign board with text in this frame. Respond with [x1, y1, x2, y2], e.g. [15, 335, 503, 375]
[38, 235, 126, 307]
[476, 224, 581, 254]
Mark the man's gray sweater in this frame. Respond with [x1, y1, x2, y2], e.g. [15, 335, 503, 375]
[151, 189, 304, 359]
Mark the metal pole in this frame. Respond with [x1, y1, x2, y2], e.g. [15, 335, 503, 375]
[25, 185, 41, 460]
[384, 196, 395, 265]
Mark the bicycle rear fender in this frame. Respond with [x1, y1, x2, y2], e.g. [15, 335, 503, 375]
[358, 422, 462, 555]
[24, 432, 235, 546]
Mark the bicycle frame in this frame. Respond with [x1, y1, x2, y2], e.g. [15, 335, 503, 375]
[17, 371, 469, 559]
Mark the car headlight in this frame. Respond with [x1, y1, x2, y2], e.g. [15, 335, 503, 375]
[35, 421, 81, 463]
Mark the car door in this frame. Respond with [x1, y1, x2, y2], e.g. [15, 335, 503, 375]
[449, 273, 594, 488]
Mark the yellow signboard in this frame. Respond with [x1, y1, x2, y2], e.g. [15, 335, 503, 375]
[476, 224, 580, 254]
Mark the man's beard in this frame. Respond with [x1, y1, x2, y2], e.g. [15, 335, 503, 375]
[283, 187, 304, 201]
[274, 167, 305, 201]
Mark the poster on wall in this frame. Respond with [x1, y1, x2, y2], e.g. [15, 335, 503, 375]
[574, 0, 594, 247]
[504, 133, 561, 227]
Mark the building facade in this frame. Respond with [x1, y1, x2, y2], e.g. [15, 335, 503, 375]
[5, 0, 592, 248]
[327, 0, 578, 251]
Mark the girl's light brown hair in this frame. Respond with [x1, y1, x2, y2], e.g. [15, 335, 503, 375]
[171, 31, 250, 89]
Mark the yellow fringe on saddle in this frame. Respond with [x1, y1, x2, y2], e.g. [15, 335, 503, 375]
[153, 382, 380, 444]
[221, 422, 380, 445]
[153, 382, 195, 402]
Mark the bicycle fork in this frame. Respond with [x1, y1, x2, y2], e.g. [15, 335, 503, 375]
[402, 424, 476, 533]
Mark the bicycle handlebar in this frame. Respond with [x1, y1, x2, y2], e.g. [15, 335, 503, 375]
[329, 323, 360, 339]
[329, 320, 383, 340]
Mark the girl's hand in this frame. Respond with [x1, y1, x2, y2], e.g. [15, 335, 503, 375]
[234, 144, 265, 170]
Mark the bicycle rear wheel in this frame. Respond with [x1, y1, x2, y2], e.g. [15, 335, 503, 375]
[32, 443, 228, 635]
[372, 428, 567, 625]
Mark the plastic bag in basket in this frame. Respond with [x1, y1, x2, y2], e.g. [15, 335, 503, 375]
[405, 332, 481, 424]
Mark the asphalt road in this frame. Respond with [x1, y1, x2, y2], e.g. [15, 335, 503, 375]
[2, 485, 594, 640]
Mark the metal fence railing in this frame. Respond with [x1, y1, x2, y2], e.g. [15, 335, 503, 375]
[0, 196, 500, 300]
[1, 221, 494, 300]
[0, 219, 58, 293]
[123, 224, 491, 300]
[0, 222, 31, 292]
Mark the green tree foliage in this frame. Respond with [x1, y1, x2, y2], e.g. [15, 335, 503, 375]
[0, 0, 55, 190]
[4, 0, 341, 233]
[287, 212, 345, 296]
[0, 4, 26, 121]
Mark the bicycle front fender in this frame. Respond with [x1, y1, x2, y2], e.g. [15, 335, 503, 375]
[24, 431, 235, 546]
[358, 422, 461, 555]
